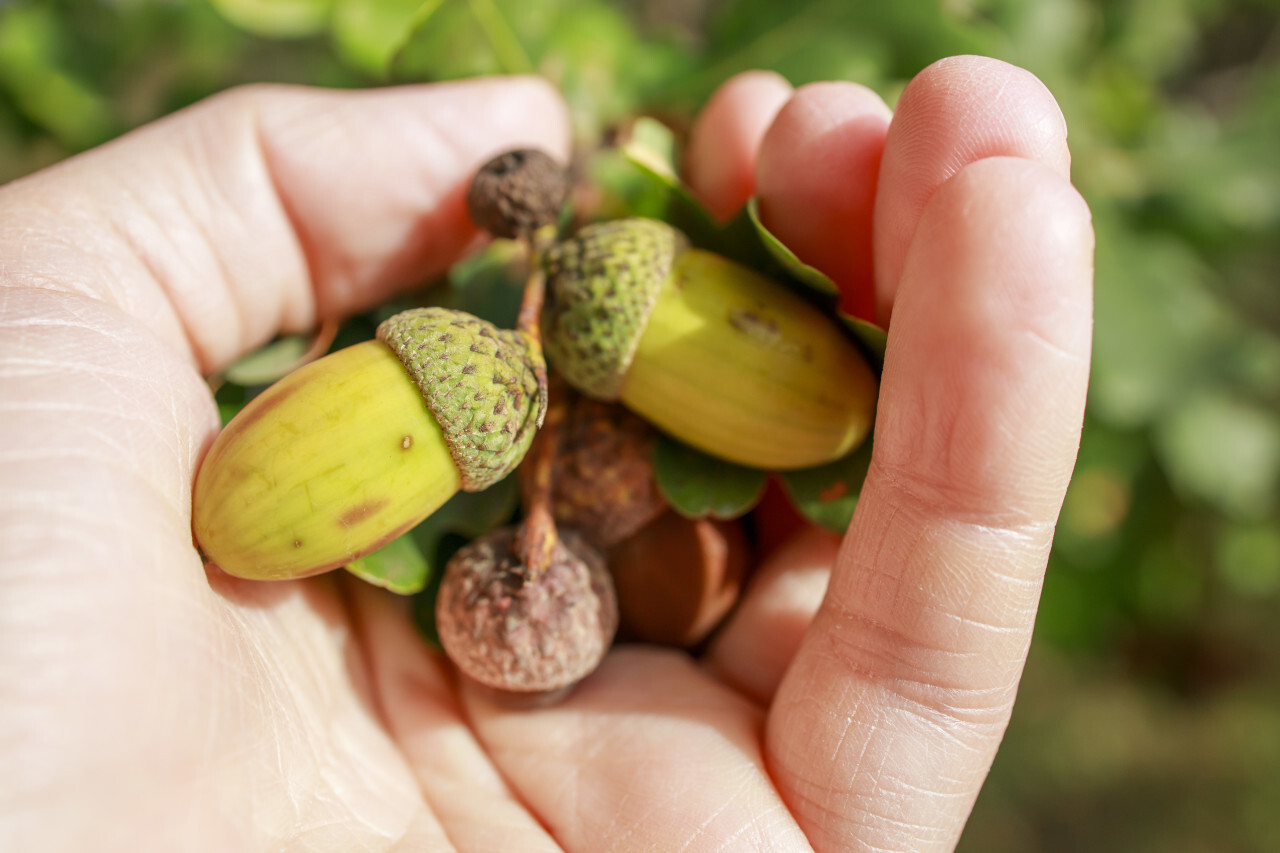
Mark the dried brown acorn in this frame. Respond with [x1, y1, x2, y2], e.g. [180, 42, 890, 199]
[435, 527, 618, 694]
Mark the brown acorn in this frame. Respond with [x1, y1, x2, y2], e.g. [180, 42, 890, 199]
[435, 527, 617, 694]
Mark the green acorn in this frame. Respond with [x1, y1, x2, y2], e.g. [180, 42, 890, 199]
[541, 218, 877, 470]
[193, 308, 543, 581]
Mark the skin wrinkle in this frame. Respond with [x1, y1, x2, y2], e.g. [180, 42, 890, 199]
[826, 554, 1046, 694]
[789, 713, 980, 851]
[167, 168, 251, 364]
[248, 95, 333, 339]
[89, 186, 201, 361]
[810, 603, 1020, 730]
[0, 361, 206, 515]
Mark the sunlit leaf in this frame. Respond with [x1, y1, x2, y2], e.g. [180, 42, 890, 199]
[653, 435, 768, 520]
[222, 322, 340, 386]
[408, 476, 519, 644]
[208, 0, 333, 38]
[0, 5, 114, 148]
[1154, 391, 1280, 518]
[428, 239, 528, 328]
[222, 336, 310, 386]
[841, 314, 887, 373]
[745, 197, 839, 298]
[778, 435, 873, 534]
[331, 0, 442, 76]
[345, 531, 430, 594]
[620, 117, 727, 248]
[466, 0, 532, 74]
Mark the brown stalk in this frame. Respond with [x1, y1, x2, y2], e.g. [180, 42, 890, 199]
[514, 223, 564, 577]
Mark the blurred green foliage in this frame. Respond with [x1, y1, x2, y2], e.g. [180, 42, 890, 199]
[2, 0, 1278, 848]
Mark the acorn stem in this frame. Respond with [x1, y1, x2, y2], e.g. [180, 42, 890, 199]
[517, 224, 557, 428]
[515, 385, 566, 578]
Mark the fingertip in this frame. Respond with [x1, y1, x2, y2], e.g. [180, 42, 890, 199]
[874, 55, 1072, 323]
[684, 70, 793, 222]
[466, 75, 574, 162]
[705, 525, 837, 705]
[755, 81, 891, 320]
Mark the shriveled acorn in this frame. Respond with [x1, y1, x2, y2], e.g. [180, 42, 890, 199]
[542, 218, 877, 470]
[436, 527, 617, 694]
[551, 392, 667, 549]
[193, 308, 543, 581]
[466, 148, 569, 239]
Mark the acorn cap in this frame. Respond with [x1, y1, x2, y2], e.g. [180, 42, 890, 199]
[541, 218, 688, 400]
[377, 307, 543, 491]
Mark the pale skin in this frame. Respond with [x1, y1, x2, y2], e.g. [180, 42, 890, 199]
[0, 57, 1092, 852]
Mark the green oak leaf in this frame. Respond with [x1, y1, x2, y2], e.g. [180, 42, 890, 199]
[745, 197, 841, 298]
[407, 476, 520, 642]
[778, 435, 874, 534]
[841, 314, 888, 373]
[620, 117, 768, 267]
[208, 0, 332, 38]
[653, 434, 768, 520]
[331, 0, 443, 77]
[222, 335, 311, 386]
[429, 238, 528, 328]
[345, 532, 431, 594]
[346, 471, 519, 597]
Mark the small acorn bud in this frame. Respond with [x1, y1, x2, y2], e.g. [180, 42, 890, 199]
[551, 392, 666, 549]
[192, 308, 544, 581]
[436, 527, 617, 694]
[541, 218, 878, 470]
[467, 148, 569, 239]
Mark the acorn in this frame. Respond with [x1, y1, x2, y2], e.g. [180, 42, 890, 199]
[193, 307, 544, 581]
[466, 148, 569, 239]
[435, 526, 617, 694]
[541, 218, 877, 470]
[551, 391, 667, 549]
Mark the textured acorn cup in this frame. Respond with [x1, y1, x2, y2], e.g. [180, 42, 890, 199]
[436, 527, 618, 693]
[466, 148, 569, 239]
[542, 218, 878, 470]
[192, 308, 544, 581]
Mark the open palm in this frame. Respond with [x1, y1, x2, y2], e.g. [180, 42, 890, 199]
[0, 61, 1092, 852]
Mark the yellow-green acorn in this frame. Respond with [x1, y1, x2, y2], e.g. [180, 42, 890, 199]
[193, 308, 544, 581]
[541, 218, 877, 470]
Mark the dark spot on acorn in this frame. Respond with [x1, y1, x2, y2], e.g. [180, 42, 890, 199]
[401, 435, 413, 450]
[436, 527, 617, 693]
[339, 500, 388, 528]
[293, 539, 303, 549]
[467, 148, 569, 239]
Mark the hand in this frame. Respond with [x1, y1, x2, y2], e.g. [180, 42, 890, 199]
[0, 58, 1091, 853]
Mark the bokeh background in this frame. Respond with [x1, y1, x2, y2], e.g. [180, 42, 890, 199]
[3, 0, 1278, 849]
